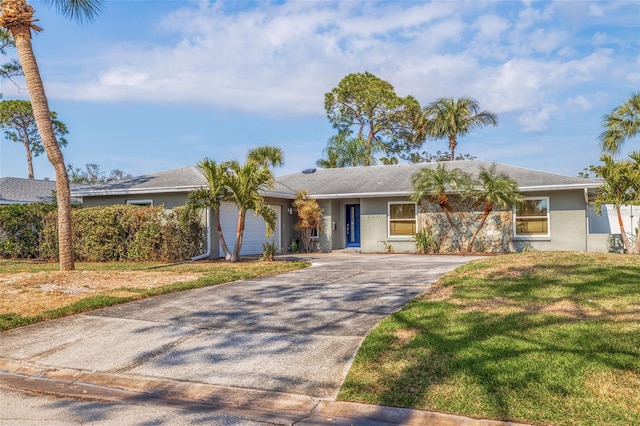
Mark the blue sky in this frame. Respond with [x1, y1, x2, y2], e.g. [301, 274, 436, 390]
[0, 0, 638, 180]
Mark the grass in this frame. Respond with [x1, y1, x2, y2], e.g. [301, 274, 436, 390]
[0, 258, 308, 331]
[338, 252, 640, 426]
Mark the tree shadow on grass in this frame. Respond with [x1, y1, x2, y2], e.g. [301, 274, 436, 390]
[341, 282, 640, 425]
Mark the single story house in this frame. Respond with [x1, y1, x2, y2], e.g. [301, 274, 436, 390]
[71, 160, 619, 257]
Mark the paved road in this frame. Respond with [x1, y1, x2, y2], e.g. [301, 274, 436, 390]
[1, 253, 497, 425]
[0, 385, 269, 425]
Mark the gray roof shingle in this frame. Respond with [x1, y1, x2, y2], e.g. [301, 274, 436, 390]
[0, 177, 88, 204]
[0, 177, 58, 204]
[71, 166, 207, 196]
[69, 160, 601, 199]
[275, 160, 601, 198]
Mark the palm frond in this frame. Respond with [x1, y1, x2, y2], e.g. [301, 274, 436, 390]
[48, 0, 103, 23]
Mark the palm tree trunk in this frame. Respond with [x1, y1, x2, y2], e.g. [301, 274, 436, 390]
[232, 210, 246, 262]
[441, 204, 464, 253]
[11, 23, 74, 270]
[617, 207, 632, 253]
[467, 203, 492, 253]
[215, 210, 232, 260]
[449, 135, 457, 161]
[23, 140, 34, 178]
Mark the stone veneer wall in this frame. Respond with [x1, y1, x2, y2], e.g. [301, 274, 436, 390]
[419, 210, 514, 253]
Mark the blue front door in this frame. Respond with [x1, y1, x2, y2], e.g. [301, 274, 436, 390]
[346, 204, 360, 247]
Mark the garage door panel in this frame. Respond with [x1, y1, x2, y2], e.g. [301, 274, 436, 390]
[218, 204, 281, 256]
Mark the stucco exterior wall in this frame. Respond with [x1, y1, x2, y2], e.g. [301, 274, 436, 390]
[312, 200, 342, 253]
[320, 198, 359, 252]
[359, 197, 417, 253]
[514, 190, 588, 252]
[329, 200, 343, 251]
[263, 197, 295, 253]
[360, 198, 387, 253]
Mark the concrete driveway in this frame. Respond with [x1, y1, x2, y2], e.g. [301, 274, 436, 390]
[0, 253, 484, 425]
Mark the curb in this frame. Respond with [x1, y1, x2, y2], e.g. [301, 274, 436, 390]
[0, 358, 529, 426]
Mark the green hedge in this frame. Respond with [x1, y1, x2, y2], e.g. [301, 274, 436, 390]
[1, 204, 204, 262]
[0, 203, 57, 258]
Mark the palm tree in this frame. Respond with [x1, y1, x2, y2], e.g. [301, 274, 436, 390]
[417, 96, 498, 161]
[411, 162, 472, 252]
[0, 0, 103, 271]
[186, 158, 233, 261]
[316, 133, 377, 168]
[591, 154, 640, 253]
[247, 145, 284, 168]
[316, 148, 340, 168]
[600, 92, 640, 155]
[466, 165, 522, 253]
[224, 146, 283, 262]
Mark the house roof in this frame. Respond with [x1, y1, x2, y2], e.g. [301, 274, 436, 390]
[276, 160, 601, 199]
[70, 166, 208, 197]
[0, 177, 87, 204]
[70, 160, 601, 200]
[0, 177, 58, 204]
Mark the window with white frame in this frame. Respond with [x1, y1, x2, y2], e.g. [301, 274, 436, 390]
[126, 199, 153, 206]
[514, 197, 549, 238]
[388, 202, 417, 237]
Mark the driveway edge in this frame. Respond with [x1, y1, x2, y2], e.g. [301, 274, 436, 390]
[1, 358, 529, 426]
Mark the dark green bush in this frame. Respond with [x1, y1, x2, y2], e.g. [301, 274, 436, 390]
[0, 203, 57, 258]
[38, 204, 205, 262]
[72, 205, 132, 261]
[159, 207, 205, 262]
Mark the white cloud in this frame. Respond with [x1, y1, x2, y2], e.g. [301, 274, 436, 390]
[566, 95, 592, 111]
[516, 2, 554, 31]
[588, 4, 605, 17]
[518, 104, 559, 132]
[473, 14, 510, 42]
[592, 32, 607, 46]
[38, 0, 634, 124]
[528, 28, 569, 54]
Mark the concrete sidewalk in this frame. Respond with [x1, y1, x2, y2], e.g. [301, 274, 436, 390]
[0, 253, 521, 425]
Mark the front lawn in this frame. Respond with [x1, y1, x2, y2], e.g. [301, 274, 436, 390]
[339, 252, 640, 426]
[0, 258, 308, 331]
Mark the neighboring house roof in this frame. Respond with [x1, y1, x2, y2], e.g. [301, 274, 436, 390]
[70, 160, 602, 200]
[276, 160, 601, 199]
[0, 177, 58, 204]
[71, 166, 208, 197]
[0, 177, 87, 204]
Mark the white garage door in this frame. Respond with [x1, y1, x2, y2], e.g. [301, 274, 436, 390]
[218, 203, 281, 256]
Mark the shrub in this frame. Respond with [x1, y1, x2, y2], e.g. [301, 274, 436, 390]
[261, 240, 277, 261]
[159, 206, 205, 262]
[39, 204, 205, 262]
[293, 191, 323, 253]
[379, 240, 394, 253]
[414, 228, 438, 254]
[0, 203, 57, 258]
